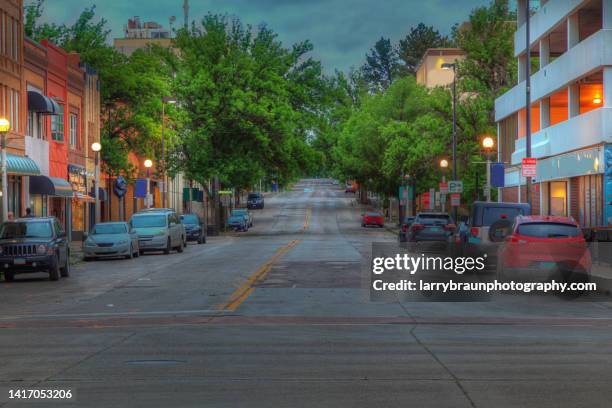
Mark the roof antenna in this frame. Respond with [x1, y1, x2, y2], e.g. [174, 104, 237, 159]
[183, 0, 189, 30]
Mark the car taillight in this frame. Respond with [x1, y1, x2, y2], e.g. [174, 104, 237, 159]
[444, 223, 456, 230]
[509, 236, 527, 244]
[401, 225, 408, 232]
[470, 227, 480, 237]
[412, 224, 424, 230]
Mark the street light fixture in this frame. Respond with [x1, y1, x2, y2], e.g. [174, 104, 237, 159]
[161, 96, 177, 209]
[91, 142, 102, 225]
[439, 159, 449, 212]
[441, 62, 457, 219]
[482, 136, 495, 202]
[144, 159, 153, 208]
[0, 118, 10, 221]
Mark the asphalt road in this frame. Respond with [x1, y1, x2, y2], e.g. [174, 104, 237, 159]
[1, 180, 612, 407]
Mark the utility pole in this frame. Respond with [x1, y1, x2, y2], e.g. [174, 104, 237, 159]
[525, 0, 532, 208]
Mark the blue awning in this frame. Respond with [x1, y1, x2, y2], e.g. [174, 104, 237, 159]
[29, 176, 73, 197]
[0, 154, 41, 176]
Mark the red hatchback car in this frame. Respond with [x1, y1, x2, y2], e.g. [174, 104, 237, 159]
[498, 215, 591, 282]
[362, 211, 385, 228]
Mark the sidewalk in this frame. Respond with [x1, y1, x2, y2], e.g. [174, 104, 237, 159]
[69, 241, 85, 265]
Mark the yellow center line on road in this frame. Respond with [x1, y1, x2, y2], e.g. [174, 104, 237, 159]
[217, 239, 300, 312]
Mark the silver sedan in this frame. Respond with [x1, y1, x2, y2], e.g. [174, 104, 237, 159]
[83, 222, 140, 260]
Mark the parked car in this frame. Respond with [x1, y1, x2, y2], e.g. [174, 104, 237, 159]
[460, 201, 531, 247]
[130, 209, 186, 255]
[362, 211, 385, 228]
[247, 192, 264, 209]
[399, 216, 416, 242]
[227, 214, 248, 231]
[0, 217, 70, 281]
[498, 215, 591, 284]
[408, 212, 455, 242]
[345, 185, 356, 194]
[181, 214, 206, 244]
[83, 222, 139, 261]
[231, 208, 253, 228]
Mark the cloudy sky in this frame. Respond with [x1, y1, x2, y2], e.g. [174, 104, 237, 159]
[39, 0, 493, 73]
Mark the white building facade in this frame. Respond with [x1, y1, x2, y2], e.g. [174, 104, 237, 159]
[496, 0, 612, 227]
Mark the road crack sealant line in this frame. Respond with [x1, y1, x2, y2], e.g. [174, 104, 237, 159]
[217, 239, 300, 312]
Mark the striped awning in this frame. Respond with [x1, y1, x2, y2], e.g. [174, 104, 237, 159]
[1, 154, 41, 176]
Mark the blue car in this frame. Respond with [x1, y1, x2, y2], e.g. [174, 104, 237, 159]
[227, 215, 248, 232]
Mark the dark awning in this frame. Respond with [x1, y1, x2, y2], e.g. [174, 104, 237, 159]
[88, 187, 107, 201]
[29, 176, 73, 197]
[27, 91, 60, 115]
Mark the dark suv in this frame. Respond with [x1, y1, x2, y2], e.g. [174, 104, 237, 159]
[181, 214, 206, 244]
[247, 192, 264, 209]
[0, 217, 70, 281]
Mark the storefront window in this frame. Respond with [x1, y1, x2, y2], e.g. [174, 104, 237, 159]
[549, 181, 567, 216]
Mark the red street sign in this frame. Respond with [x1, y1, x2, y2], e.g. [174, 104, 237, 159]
[450, 193, 460, 207]
[439, 182, 448, 194]
[422, 192, 430, 208]
[522, 157, 537, 178]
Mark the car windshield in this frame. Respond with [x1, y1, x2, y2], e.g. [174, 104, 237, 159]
[93, 224, 127, 234]
[366, 212, 382, 217]
[248, 193, 261, 200]
[0, 221, 53, 239]
[482, 207, 525, 226]
[181, 215, 199, 224]
[232, 209, 247, 216]
[228, 216, 243, 222]
[417, 214, 450, 225]
[131, 215, 166, 228]
[517, 222, 580, 238]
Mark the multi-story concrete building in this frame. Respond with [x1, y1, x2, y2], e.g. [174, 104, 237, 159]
[415, 48, 465, 88]
[496, 0, 612, 227]
[113, 16, 172, 56]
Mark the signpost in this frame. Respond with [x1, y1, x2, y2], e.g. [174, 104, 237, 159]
[450, 193, 461, 207]
[448, 180, 463, 194]
[522, 157, 537, 178]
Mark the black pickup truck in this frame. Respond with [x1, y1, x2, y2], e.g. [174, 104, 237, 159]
[0, 217, 70, 281]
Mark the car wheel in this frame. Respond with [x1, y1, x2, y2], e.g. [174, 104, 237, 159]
[164, 238, 171, 255]
[4, 270, 14, 282]
[134, 248, 140, 258]
[49, 255, 60, 281]
[126, 245, 134, 259]
[83, 256, 93, 262]
[60, 254, 70, 277]
[399, 234, 407, 243]
[139, 249, 145, 256]
[177, 239, 184, 253]
[362, 223, 366, 228]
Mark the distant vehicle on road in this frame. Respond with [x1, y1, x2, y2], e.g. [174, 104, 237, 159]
[231, 209, 253, 228]
[362, 211, 385, 228]
[399, 216, 416, 242]
[130, 210, 186, 255]
[498, 215, 591, 284]
[181, 214, 206, 244]
[0, 217, 69, 281]
[247, 192, 264, 209]
[227, 214, 248, 232]
[83, 222, 139, 260]
[408, 212, 455, 242]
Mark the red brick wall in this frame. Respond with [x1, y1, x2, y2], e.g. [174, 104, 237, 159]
[502, 186, 518, 203]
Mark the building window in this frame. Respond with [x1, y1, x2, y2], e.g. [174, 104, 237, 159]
[51, 104, 64, 141]
[579, 175, 603, 227]
[499, 114, 517, 164]
[27, 111, 44, 139]
[69, 113, 78, 147]
[549, 181, 568, 217]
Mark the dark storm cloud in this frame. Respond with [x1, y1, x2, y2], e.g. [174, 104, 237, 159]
[39, 0, 491, 72]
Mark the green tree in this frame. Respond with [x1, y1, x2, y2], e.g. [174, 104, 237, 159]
[398, 23, 453, 75]
[361, 37, 401, 92]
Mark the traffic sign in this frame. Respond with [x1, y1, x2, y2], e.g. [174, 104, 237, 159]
[218, 190, 233, 195]
[439, 182, 448, 194]
[450, 193, 461, 207]
[448, 180, 463, 194]
[522, 157, 537, 178]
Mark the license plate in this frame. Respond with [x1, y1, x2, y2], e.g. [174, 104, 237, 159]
[14, 258, 26, 265]
[427, 226, 443, 232]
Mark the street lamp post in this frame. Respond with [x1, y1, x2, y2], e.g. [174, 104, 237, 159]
[482, 136, 495, 202]
[0, 118, 10, 221]
[91, 142, 102, 225]
[144, 159, 153, 208]
[161, 96, 176, 209]
[439, 159, 449, 212]
[441, 63, 457, 219]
